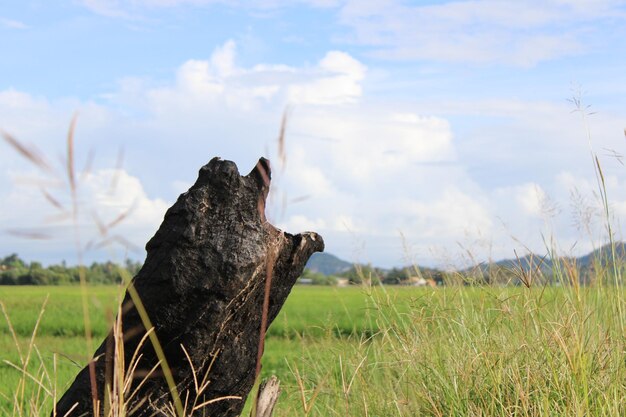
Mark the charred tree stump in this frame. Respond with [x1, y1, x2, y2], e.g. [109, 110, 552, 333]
[53, 157, 324, 417]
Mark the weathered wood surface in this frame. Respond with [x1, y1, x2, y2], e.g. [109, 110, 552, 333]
[53, 157, 324, 416]
[253, 376, 281, 417]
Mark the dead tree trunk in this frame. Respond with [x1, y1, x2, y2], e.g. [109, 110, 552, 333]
[53, 157, 324, 417]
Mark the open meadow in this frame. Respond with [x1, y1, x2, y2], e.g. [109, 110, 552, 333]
[1, 284, 625, 416]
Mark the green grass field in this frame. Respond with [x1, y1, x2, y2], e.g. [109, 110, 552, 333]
[1, 284, 625, 416]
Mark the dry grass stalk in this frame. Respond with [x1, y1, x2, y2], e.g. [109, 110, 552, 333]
[512, 250, 547, 288]
[277, 108, 290, 171]
[1, 130, 55, 174]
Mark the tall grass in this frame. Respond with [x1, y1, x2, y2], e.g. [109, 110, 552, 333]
[1, 283, 625, 416]
[271, 285, 625, 416]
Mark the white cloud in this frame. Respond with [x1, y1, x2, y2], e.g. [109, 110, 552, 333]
[109, 41, 370, 133]
[319, 50, 366, 77]
[0, 17, 28, 30]
[287, 107, 455, 190]
[555, 169, 626, 234]
[209, 39, 238, 78]
[82, 169, 169, 224]
[279, 213, 361, 234]
[75, 0, 626, 67]
[0, 89, 113, 158]
[338, 0, 626, 65]
[0, 168, 169, 262]
[133, 0, 344, 7]
[79, 0, 344, 18]
[515, 183, 548, 217]
[486, 162, 626, 262]
[252, 64, 296, 73]
[80, 0, 132, 18]
[401, 189, 493, 239]
[280, 215, 327, 232]
[287, 51, 367, 105]
[142, 40, 295, 115]
[283, 157, 334, 196]
[176, 60, 225, 96]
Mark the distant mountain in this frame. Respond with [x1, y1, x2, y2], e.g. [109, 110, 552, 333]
[310, 242, 626, 281]
[577, 242, 626, 268]
[462, 242, 626, 285]
[489, 253, 555, 274]
[305, 252, 352, 276]
[488, 242, 626, 272]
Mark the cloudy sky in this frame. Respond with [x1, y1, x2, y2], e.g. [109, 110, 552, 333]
[1, 0, 626, 268]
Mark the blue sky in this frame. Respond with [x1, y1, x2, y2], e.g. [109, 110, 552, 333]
[1, 0, 626, 268]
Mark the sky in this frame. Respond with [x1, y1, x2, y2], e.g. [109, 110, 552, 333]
[1, 0, 626, 268]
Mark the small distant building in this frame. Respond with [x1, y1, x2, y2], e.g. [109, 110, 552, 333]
[298, 278, 313, 285]
[405, 276, 437, 287]
[336, 278, 349, 287]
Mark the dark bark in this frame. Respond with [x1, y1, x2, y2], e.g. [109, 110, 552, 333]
[53, 157, 324, 417]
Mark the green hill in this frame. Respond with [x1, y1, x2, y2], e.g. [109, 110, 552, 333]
[305, 252, 352, 276]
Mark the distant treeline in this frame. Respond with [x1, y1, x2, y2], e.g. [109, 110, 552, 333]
[300, 264, 446, 286]
[302, 261, 620, 287]
[0, 254, 142, 285]
[3, 252, 620, 286]
[0, 253, 447, 287]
